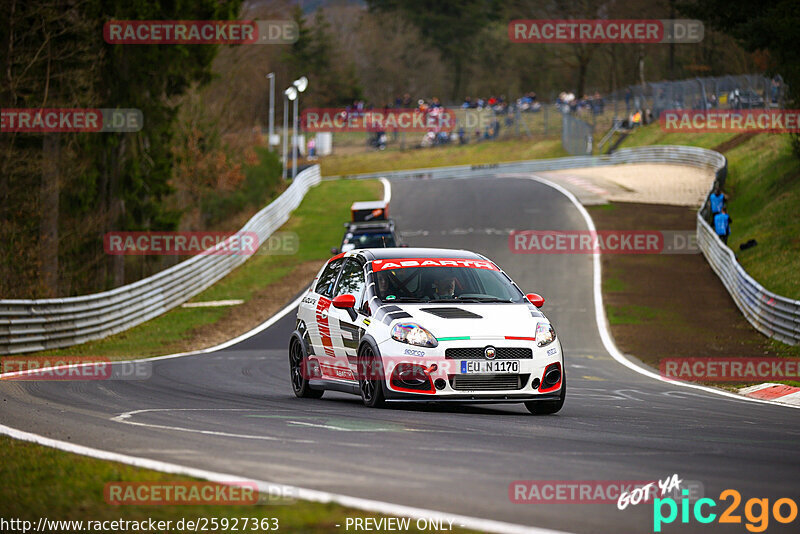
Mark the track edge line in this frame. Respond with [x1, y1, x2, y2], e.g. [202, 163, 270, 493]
[524, 174, 800, 411]
[0, 423, 572, 534]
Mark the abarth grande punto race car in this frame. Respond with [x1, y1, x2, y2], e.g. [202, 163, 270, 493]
[288, 248, 565, 414]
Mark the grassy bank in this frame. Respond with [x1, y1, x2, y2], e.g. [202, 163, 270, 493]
[722, 135, 800, 299]
[34, 178, 382, 360]
[0, 436, 472, 534]
[590, 202, 800, 371]
[619, 124, 800, 299]
[319, 136, 566, 176]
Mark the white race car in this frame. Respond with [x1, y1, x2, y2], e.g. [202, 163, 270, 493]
[289, 248, 565, 414]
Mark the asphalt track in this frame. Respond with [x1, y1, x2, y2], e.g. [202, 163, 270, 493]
[2, 175, 800, 534]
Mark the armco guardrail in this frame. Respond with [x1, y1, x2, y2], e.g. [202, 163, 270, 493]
[330, 145, 726, 181]
[0, 165, 322, 355]
[334, 145, 799, 346]
[4, 147, 797, 354]
[697, 199, 800, 346]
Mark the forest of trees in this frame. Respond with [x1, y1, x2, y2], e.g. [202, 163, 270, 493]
[1, 0, 797, 298]
[1, 0, 246, 297]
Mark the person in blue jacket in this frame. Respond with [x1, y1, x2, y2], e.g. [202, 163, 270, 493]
[708, 186, 726, 219]
[714, 206, 732, 245]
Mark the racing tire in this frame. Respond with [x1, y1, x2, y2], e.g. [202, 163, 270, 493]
[289, 337, 323, 399]
[524, 372, 565, 415]
[358, 343, 386, 408]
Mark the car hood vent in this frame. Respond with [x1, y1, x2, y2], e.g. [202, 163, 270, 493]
[420, 307, 483, 319]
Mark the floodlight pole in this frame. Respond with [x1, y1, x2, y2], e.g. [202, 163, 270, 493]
[292, 97, 299, 179]
[267, 73, 275, 148]
[282, 92, 289, 179]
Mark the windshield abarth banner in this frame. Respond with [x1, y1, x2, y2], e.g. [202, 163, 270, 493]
[372, 258, 499, 271]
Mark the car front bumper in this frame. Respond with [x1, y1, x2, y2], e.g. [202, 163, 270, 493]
[376, 337, 564, 400]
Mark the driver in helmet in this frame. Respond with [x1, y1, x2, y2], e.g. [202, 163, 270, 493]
[432, 274, 456, 299]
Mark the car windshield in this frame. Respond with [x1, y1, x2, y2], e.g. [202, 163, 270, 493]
[372, 264, 525, 303]
[344, 232, 396, 249]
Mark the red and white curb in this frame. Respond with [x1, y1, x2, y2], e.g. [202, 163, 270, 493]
[739, 383, 800, 406]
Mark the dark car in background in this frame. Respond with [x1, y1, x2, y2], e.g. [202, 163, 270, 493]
[336, 220, 399, 253]
[332, 200, 402, 253]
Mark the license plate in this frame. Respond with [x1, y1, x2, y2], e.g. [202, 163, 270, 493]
[460, 360, 519, 374]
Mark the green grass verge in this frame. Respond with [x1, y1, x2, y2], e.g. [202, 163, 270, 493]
[615, 125, 738, 149]
[320, 137, 567, 176]
[0, 436, 474, 534]
[603, 276, 628, 293]
[619, 124, 800, 299]
[607, 304, 663, 325]
[723, 135, 800, 299]
[34, 178, 382, 360]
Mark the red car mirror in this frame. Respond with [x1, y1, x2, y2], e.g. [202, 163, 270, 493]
[332, 294, 356, 309]
[526, 293, 545, 308]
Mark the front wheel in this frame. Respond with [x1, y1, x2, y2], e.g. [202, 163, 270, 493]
[525, 373, 565, 415]
[289, 338, 323, 399]
[358, 344, 385, 408]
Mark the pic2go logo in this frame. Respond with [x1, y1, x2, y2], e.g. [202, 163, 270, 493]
[653, 489, 798, 532]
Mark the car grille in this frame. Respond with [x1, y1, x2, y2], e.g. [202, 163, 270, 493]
[445, 347, 533, 360]
[449, 374, 528, 391]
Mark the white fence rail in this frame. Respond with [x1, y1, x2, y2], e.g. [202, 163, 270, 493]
[333, 145, 799, 345]
[4, 145, 798, 354]
[697, 211, 800, 345]
[0, 165, 322, 355]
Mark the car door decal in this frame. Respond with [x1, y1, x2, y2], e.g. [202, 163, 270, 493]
[315, 296, 336, 357]
[339, 322, 361, 350]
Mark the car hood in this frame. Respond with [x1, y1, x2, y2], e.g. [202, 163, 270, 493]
[389, 303, 547, 341]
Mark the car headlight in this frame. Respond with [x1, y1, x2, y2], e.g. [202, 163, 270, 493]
[535, 322, 556, 347]
[391, 323, 438, 348]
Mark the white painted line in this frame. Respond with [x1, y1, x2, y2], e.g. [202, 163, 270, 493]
[0, 291, 308, 380]
[287, 420, 364, 432]
[118, 290, 308, 365]
[738, 383, 782, 395]
[111, 409, 314, 443]
[0, 423, 573, 534]
[525, 174, 800, 410]
[380, 177, 391, 204]
[738, 383, 800, 405]
[776, 391, 800, 406]
[1, 167, 792, 534]
[182, 300, 244, 308]
[0, 259, 573, 533]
